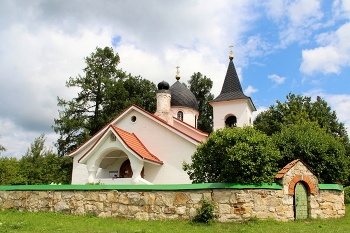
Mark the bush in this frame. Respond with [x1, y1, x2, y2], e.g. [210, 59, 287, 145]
[192, 198, 218, 224]
[345, 186, 350, 204]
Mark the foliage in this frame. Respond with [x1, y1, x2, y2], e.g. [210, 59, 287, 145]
[53, 47, 157, 156]
[272, 122, 349, 184]
[345, 186, 350, 204]
[0, 157, 21, 185]
[187, 72, 214, 133]
[0, 134, 6, 154]
[183, 127, 281, 184]
[192, 198, 218, 224]
[0, 134, 72, 185]
[254, 93, 349, 142]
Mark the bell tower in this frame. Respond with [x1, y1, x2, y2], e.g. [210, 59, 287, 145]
[209, 47, 256, 130]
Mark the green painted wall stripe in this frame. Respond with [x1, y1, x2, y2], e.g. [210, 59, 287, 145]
[318, 184, 343, 191]
[0, 183, 283, 191]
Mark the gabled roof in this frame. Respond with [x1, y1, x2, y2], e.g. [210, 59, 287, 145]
[70, 104, 206, 157]
[275, 159, 315, 179]
[78, 125, 163, 164]
[111, 125, 163, 164]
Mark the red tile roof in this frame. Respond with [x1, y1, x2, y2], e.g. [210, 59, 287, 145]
[275, 159, 315, 179]
[78, 125, 163, 164]
[111, 125, 163, 164]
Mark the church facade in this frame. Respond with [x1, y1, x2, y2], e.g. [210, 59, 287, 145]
[70, 55, 255, 185]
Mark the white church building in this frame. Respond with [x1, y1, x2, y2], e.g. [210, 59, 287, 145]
[70, 55, 256, 185]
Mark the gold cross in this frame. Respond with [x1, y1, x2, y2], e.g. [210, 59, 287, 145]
[229, 45, 234, 59]
[176, 66, 180, 80]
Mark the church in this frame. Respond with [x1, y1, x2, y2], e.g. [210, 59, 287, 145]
[70, 53, 256, 185]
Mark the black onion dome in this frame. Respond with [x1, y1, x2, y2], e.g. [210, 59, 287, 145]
[169, 81, 199, 111]
[157, 80, 170, 90]
[211, 59, 248, 102]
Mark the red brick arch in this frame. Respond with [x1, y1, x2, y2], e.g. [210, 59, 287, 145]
[288, 175, 316, 195]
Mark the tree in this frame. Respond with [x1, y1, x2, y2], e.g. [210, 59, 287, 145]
[183, 127, 281, 184]
[272, 122, 349, 184]
[53, 47, 157, 156]
[254, 93, 349, 142]
[19, 134, 73, 185]
[187, 72, 214, 133]
[0, 134, 73, 185]
[0, 134, 6, 154]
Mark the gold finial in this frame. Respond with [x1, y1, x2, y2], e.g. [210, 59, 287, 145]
[229, 45, 234, 60]
[175, 66, 180, 80]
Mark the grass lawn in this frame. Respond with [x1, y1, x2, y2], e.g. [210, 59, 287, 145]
[0, 205, 349, 233]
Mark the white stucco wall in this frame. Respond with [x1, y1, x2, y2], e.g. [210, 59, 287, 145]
[114, 110, 198, 184]
[211, 99, 254, 131]
[171, 107, 199, 128]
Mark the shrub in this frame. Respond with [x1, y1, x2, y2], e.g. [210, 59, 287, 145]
[344, 186, 350, 204]
[192, 198, 218, 224]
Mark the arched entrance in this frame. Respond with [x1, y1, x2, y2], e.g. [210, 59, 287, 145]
[294, 182, 309, 219]
[120, 159, 144, 178]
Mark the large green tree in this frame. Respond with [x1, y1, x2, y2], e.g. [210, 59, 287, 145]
[183, 127, 281, 184]
[53, 47, 157, 156]
[272, 122, 349, 184]
[187, 72, 214, 133]
[254, 93, 349, 142]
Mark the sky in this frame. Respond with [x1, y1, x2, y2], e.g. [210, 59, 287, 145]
[1, 0, 350, 158]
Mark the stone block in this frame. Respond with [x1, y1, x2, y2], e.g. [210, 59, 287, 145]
[135, 212, 149, 220]
[118, 193, 130, 205]
[98, 193, 107, 202]
[129, 205, 141, 215]
[106, 191, 118, 202]
[175, 193, 189, 206]
[189, 192, 202, 204]
[86, 192, 99, 201]
[54, 201, 70, 212]
[128, 193, 141, 204]
[161, 192, 176, 206]
[62, 191, 74, 199]
[176, 206, 187, 215]
[98, 211, 112, 218]
[143, 193, 156, 205]
[213, 191, 232, 203]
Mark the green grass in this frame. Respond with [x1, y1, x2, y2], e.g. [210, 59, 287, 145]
[0, 205, 349, 232]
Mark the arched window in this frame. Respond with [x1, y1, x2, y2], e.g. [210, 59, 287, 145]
[177, 111, 183, 121]
[225, 116, 237, 127]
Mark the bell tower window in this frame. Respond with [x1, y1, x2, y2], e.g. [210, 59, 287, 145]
[177, 111, 183, 121]
[225, 116, 237, 127]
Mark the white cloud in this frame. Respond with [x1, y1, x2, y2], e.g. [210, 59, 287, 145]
[245, 86, 258, 96]
[265, 0, 324, 48]
[268, 74, 286, 84]
[300, 22, 350, 75]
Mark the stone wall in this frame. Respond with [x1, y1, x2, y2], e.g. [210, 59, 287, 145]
[0, 187, 344, 222]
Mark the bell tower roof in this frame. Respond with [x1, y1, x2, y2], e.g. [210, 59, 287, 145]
[211, 57, 248, 103]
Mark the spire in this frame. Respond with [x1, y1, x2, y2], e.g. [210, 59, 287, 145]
[211, 50, 248, 102]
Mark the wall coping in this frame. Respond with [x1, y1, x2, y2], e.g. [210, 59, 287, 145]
[0, 183, 342, 191]
[0, 183, 283, 191]
[318, 184, 343, 191]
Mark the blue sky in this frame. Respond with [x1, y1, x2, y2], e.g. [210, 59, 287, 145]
[0, 0, 350, 158]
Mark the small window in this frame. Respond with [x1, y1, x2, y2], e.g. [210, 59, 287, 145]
[131, 116, 137, 123]
[111, 135, 116, 141]
[177, 111, 183, 121]
[225, 116, 237, 127]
